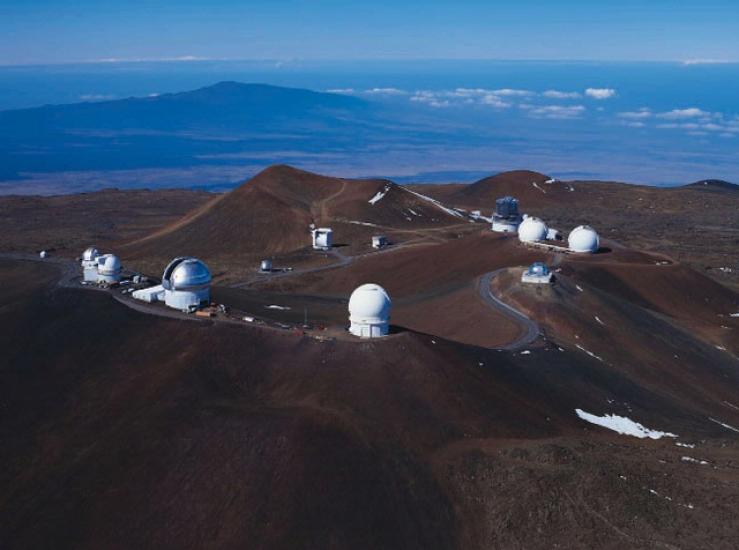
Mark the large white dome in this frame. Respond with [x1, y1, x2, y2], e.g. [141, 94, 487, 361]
[98, 254, 121, 275]
[518, 217, 549, 243]
[349, 283, 391, 323]
[82, 246, 100, 262]
[568, 225, 600, 253]
[162, 257, 211, 290]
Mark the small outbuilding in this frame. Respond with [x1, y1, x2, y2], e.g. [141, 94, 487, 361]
[372, 235, 388, 249]
[260, 259, 273, 272]
[311, 228, 333, 250]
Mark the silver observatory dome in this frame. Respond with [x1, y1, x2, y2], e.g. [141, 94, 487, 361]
[162, 257, 211, 290]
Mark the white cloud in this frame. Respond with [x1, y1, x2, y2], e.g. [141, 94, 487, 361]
[363, 87, 408, 95]
[527, 105, 586, 119]
[656, 107, 710, 120]
[622, 121, 646, 128]
[490, 88, 534, 97]
[618, 108, 652, 119]
[585, 88, 617, 100]
[542, 90, 581, 99]
[326, 88, 355, 94]
[682, 59, 737, 65]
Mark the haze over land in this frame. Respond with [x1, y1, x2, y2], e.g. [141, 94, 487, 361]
[1, 61, 737, 193]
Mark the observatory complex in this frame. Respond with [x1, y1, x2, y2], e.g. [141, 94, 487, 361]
[81, 246, 101, 282]
[311, 228, 333, 250]
[521, 262, 553, 284]
[568, 225, 600, 253]
[95, 254, 122, 284]
[348, 283, 391, 338]
[161, 257, 212, 311]
[492, 196, 523, 233]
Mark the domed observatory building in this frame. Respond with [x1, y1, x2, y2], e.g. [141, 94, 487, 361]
[517, 217, 549, 243]
[96, 254, 122, 284]
[521, 262, 553, 284]
[348, 283, 391, 338]
[81, 246, 101, 282]
[492, 196, 523, 233]
[161, 257, 211, 311]
[568, 225, 600, 253]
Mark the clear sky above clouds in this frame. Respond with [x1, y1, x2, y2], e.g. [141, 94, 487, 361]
[2, 0, 739, 65]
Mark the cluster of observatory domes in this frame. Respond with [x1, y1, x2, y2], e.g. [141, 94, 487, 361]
[514, 214, 599, 254]
[80, 246, 122, 284]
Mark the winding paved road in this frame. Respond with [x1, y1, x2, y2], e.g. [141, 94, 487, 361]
[477, 269, 541, 351]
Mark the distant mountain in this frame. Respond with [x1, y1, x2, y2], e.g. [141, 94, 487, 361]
[0, 82, 382, 183]
[685, 179, 738, 191]
[0, 81, 369, 135]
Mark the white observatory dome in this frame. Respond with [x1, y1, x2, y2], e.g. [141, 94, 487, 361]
[568, 225, 600, 253]
[348, 283, 391, 338]
[518, 217, 549, 243]
[161, 257, 211, 311]
[98, 254, 121, 275]
[82, 247, 100, 262]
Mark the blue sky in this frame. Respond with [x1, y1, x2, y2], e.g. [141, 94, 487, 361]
[2, 0, 739, 65]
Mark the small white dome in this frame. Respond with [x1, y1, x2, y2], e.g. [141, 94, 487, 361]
[518, 217, 549, 243]
[98, 254, 121, 275]
[162, 257, 211, 290]
[82, 247, 100, 261]
[568, 225, 600, 253]
[349, 283, 391, 323]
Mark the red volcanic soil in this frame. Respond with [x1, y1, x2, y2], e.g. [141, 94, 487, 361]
[448, 170, 576, 208]
[4, 258, 739, 549]
[119, 165, 463, 277]
[3, 259, 739, 549]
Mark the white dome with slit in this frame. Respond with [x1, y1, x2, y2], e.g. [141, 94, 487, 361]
[82, 247, 100, 262]
[568, 225, 600, 253]
[349, 283, 391, 338]
[161, 257, 211, 311]
[518, 217, 549, 243]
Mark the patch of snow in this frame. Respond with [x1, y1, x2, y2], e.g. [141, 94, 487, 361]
[469, 211, 493, 223]
[594, 316, 606, 326]
[266, 305, 291, 310]
[545, 178, 557, 184]
[400, 186, 464, 218]
[676, 442, 696, 448]
[531, 181, 547, 194]
[576, 344, 604, 362]
[348, 220, 380, 227]
[729, 313, 739, 318]
[715, 345, 727, 351]
[406, 208, 421, 217]
[709, 417, 739, 433]
[520, 350, 531, 355]
[575, 408, 678, 439]
[723, 401, 739, 411]
[368, 183, 392, 205]
[681, 456, 709, 465]
[576, 284, 584, 292]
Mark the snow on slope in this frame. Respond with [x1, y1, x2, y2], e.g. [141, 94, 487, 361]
[575, 409, 678, 439]
[400, 186, 464, 218]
